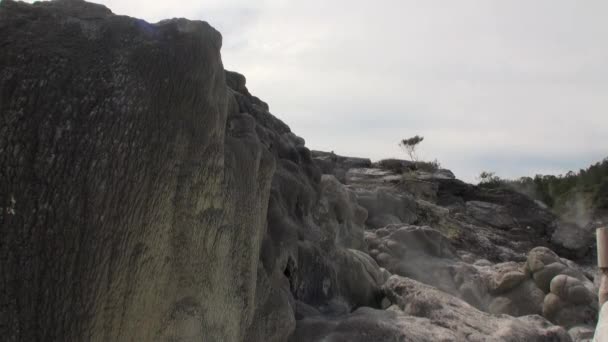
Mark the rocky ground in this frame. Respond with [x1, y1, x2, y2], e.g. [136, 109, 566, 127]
[0, 1, 600, 341]
[301, 152, 599, 341]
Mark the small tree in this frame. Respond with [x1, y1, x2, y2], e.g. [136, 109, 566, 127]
[478, 171, 502, 187]
[399, 135, 424, 162]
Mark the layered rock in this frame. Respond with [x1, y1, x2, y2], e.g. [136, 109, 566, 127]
[0, 1, 387, 341]
[0, 1, 282, 341]
[0, 1, 600, 342]
[314, 154, 599, 339]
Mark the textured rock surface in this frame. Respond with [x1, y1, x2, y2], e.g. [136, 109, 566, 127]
[0, 2, 385, 341]
[1, 1, 600, 341]
[551, 221, 594, 259]
[466, 200, 517, 229]
[0, 1, 283, 341]
[382, 276, 571, 341]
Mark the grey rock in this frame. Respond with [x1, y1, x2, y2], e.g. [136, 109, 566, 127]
[416, 169, 456, 181]
[293, 243, 383, 311]
[527, 247, 562, 274]
[0, 1, 277, 341]
[552, 305, 598, 329]
[310, 150, 371, 182]
[399, 177, 439, 202]
[1, 1, 599, 341]
[246, 268, 296, 342]
[550, 275, 595, 306]
[534, 262, 569, 293]
[293, 296, 571, 342]
[489, 296, 516, 315]
[543, 294, 597, 329]
[317, 175, 367, 250]
[384, 276, 571, 341]
[486, 262, 527, 295]
[291, 307, 459, 342]
[474, 259, 494, 267]
[491, 280, 545, 316]
[389, 225, 455, 258]
[295, 301, 322, 320]
[466, 200, 517, 229]
[380, 297, 392, 309]
[568, 325, 595, 342]
[355, 188, 418, 228]
[551, 221, 593, 259]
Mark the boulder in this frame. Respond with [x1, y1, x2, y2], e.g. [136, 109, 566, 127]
[293, 242, 384, 311]
[383, 276, 571, 341]
[534, 262, 568, 293]
[498, 280, 546, 316]
[486, 262, 527, 295]
[292, 276, 572, 342]
[527, 247, 562, 273]
[550, 275, 594, 306]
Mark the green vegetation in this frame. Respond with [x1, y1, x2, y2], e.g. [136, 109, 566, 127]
[479, 157, 608, 223]
[378, 136, 441, 175]
[416, 159, 442, 173]
[478, 171, 502, 187]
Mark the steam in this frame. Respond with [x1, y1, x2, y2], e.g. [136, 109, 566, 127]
[560, 192, 593, 228]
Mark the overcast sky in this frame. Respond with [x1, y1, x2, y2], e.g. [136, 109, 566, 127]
[33, 0, 608, 182]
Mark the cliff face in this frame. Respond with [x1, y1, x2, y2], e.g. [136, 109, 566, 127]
[0, 1, 275, 341]
[0, 1, 599, 342]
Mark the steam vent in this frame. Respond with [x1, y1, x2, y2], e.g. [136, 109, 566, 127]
[0, 1, 603, 341]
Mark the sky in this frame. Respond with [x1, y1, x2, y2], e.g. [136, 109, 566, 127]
[29, 0, 608, 182]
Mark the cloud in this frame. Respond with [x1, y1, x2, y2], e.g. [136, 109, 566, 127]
[26, 0, 608, 182]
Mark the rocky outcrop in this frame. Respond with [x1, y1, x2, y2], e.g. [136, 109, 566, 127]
[315, 154, 599, 337]
[1, 1, 600, 341]
[0, 2, 387, 341]
[0, 1, 280, 341]
[292, 276, 572, 342]
[383, 276, 571, 341]
[466, 200, 517, 229]
[311, 150, 371, 183]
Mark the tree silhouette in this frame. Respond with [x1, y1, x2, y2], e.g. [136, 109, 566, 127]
[399, 135, 424, 161]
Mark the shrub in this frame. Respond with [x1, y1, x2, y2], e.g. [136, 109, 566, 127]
[399, 135, 424, 162]
[478, 171, 503, 188]
[416, 159, 441, 172]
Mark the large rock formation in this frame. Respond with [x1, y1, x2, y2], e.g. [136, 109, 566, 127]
[0, 1, 383, 341]
[0, 1, 280, 341]
[0, 1, 599, 342]
[293, 276, 571, 342]
[313, 156, 599, 340]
